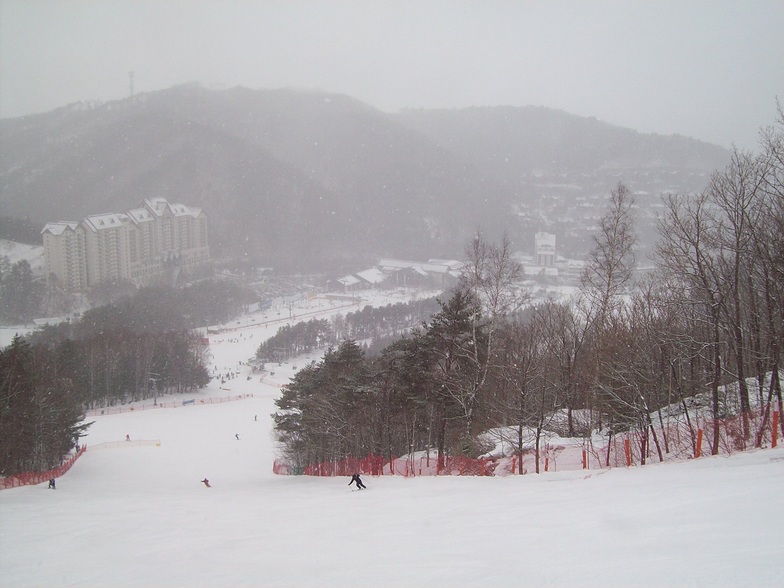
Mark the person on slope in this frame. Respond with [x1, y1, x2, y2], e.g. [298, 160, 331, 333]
[201, 478, 211, 488]
[48, 478, 56, 490]
[348, 473, 366, 490]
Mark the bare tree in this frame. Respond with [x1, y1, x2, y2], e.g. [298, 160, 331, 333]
[580, 182, 638, 330]
[432, 232, 527, 452]
[534, 300, 589, 438]
[751, 105, 784, 443]
[461, 232, 527, 324]
[580, 182, 638, 438]
[707, 148, 768, 439]
[494, 313, 547, 473]
[656, 190, 725, 454]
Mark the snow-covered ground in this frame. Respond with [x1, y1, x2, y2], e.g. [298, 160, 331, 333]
[1, 289, 783, 587]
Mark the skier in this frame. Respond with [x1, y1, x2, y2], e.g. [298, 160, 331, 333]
[201, 478, 211, 487]
[348, 473, 366, 490]
[235, 433, 240, 440]
[125, 434, 130, 441]
[48, 478, 56, 490]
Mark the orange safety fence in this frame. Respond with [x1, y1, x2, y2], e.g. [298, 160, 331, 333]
[0, 446, 87, 491]
[274, 410, 781, 477]
[594, 409, 782, 468]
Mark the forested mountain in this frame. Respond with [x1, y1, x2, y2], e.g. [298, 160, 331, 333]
[0, 84, 730, 271]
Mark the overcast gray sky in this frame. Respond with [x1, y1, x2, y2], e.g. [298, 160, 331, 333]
[1, 0, 782, 150]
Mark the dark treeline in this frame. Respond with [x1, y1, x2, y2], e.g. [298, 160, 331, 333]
[0, 259, 43, 325]
[78, 281, 255, 333]
[0, 260, 257, 325]
[256, 319, 334, 363]
[0, 336, 91, 475]
[27, 326, 210, 409]
[1, 284, 230, 475]
[333, 298, 442, 344]
[274, 113, 784, 473]
[256, 298, 441, 364]
[27, 285, 229, 406]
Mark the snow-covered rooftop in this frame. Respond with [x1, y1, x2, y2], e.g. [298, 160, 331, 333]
[127, 208, 155, 223]
[378, 258, 460, 275]
[337, 275, 361, 287]
[355, 268, 386, 284]
[41, 221, 80, 236]
[82, 213, 129, 232]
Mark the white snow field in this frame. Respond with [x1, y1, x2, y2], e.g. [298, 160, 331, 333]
[2, 291, 783, 587]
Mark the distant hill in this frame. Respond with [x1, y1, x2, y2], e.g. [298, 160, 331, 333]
[0, 84, 731, 273]
[395, 105, 728, 184]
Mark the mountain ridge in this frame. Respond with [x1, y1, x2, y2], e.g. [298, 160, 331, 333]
[0, 84, 731, 272]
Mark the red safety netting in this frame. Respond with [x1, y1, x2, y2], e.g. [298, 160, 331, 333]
[273, 453, 508, 478]
[0, 446, 87, 491]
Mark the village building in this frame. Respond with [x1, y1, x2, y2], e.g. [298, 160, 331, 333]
[331, 258, 463, 294]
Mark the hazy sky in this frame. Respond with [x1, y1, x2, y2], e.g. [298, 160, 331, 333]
[1, 0, 782, 150]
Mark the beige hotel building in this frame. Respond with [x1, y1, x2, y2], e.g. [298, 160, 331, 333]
[42, 198, 209, 293]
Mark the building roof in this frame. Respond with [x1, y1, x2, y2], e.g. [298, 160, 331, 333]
[41, 221, 80, 236]
[142, 197, 170, 217]
[356, 268, 386, 284]
[337, 275, 362, 287]
[428, 258, 464, 271]
[377, 258, 460, 275]
[127, 208, 156, 224]
[172, 204, 203, 218]
[81, 213, 129, 232]
[141, 197, 204, 219]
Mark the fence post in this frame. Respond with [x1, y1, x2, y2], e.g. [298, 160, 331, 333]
[582, 449, 587, 470]
[695, 428, 703, 458]
[772, 412, 779, 448]
[624, 438, 632, 466]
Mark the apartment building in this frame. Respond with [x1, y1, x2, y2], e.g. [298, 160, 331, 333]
[42, 198, 209, 292]
[535, 232, 556, 267]
[41, 221, 87, 292]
